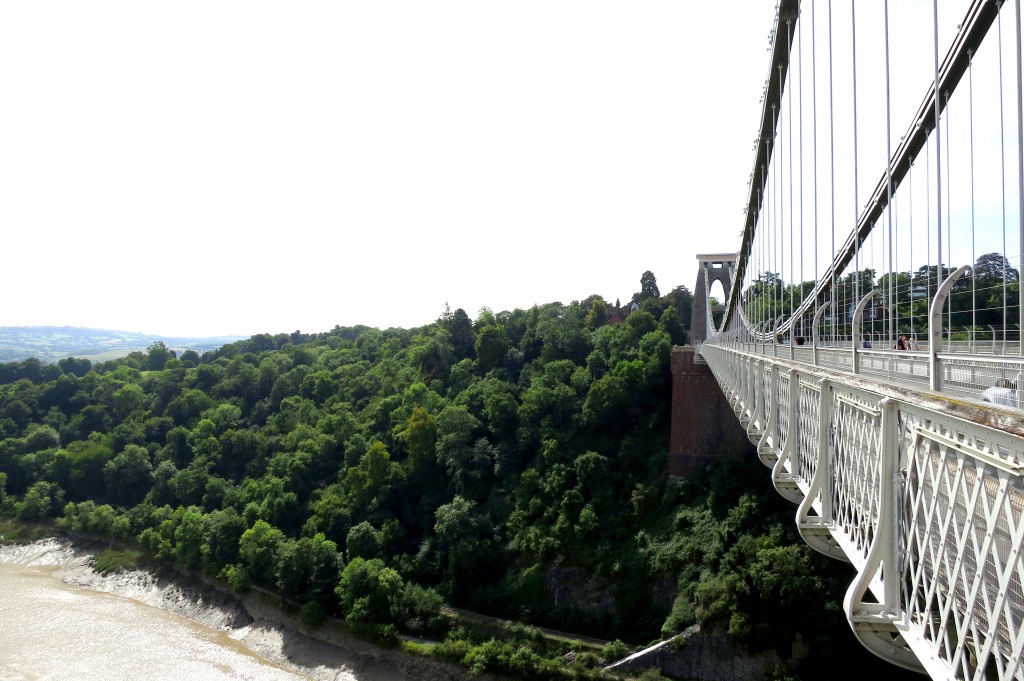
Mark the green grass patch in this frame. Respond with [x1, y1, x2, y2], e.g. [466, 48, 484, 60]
[91, 547, 144, 574]
[401, 641, 435, 656]
[0, 519, 56, 545]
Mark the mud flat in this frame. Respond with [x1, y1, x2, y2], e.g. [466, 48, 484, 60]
[0, 536, 494, 681]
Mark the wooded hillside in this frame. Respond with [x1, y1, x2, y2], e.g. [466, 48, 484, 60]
[0, 277, 914, 680]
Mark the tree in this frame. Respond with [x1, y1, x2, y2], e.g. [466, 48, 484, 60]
[335, 557, 404, 624]
[238, 519, 285, 587]
[344, 441, 403, 516]
[659, 307, 687, 345]
[435, 405, 483, 494]
[179, 349, 201, 367]
[669, 285, 693, 331]
[584, 299, 608, 330]
[399, 582, 444, 633]
[639, 271, 660, 301]
[440, 306, 476, 361]
[975, 252, 1019, 282]
[483, 384, 519, 445]
[203, 507, 246, 572]
[402, 407, 437, 466]
[111, 384, 148, 423]
[346, 521, 382, 560]
[145, 342, 174, 371]
[205, 403, 242, 434]
[172, 506, 208, 570]
[304, 485, 353, 545]
[275, 538, 307, 599]
[57, 356, 91, 378]
[434, 495, 491, 597]
[50, 438, 113, 502]
[17, 481, 65, 521]
[474, 326, 509, 373]
[837, 268, 877, 304]
[626, 310, 658, 336]
[103, 444, 153, 506]
[168, 462, 212, 508]
[408, 329, 455, 382]
[165, 389, 216, 427]
[574, 451, 610, 499]
[24, 425, 60, 453]
[305, 532, 343, 604]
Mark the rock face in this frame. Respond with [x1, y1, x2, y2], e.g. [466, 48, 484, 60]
[541, 565, 616, 613]
[605, 623, 805, 681]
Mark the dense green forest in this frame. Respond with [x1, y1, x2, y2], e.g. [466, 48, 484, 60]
[0, 274, 915, 680]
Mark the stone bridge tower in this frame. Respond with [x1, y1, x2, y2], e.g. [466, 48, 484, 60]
[669, 253, 747, 479]
[690, 253, 737, 345]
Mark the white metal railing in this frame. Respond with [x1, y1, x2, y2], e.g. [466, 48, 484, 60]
[709, 321, 1024, 413]
[700, 342, 1024, 680]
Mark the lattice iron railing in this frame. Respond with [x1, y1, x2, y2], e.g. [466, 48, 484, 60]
[700, 342, 1024, 679]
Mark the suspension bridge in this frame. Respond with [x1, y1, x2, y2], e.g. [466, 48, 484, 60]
[692, 1, 1024, 678]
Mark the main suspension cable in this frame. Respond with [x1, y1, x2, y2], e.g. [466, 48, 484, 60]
[885, 0, 894, 345]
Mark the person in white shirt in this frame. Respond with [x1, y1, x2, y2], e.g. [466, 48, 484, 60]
[982, 378, 1019, 408]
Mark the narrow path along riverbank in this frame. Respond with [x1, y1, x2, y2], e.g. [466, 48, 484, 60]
[0, 536, 498, 681]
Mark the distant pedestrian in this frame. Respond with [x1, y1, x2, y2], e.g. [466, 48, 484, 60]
[895, 335, 908, 350]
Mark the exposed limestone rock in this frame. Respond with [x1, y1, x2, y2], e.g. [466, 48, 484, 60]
[605, 623, 807, 681]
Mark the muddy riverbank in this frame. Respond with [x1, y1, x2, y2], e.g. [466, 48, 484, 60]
[0, 536, 501, 681]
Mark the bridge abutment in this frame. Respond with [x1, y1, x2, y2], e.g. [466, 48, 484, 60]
[669, 345, 748, 479]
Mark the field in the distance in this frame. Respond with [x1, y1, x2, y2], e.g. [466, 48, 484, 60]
[0, 326, 246, 364]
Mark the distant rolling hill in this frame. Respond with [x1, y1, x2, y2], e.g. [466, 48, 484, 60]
[0, 326, 247, 364]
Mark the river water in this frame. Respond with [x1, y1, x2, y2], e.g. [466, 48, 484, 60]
[0, 540, 409, 681]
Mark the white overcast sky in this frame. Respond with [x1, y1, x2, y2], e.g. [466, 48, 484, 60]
[0, 1, 986, 338]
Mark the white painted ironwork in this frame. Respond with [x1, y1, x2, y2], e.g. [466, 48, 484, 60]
[700, 342, 1024, 679]
[929, 266, 973, 392]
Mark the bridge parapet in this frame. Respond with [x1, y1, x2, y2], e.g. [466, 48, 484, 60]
[700, 341, 1024, 679]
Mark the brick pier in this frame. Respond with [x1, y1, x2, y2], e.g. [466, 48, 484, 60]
[668, 345, 750, 479]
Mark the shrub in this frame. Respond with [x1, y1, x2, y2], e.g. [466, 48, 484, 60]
[435, 636, 474, 663]
[220, 564, 250, 593]
[661, 595, 695, 637]
[399, 582, 445, 633]
[374, 623, 399, 646]
[601, 639, 630, 662]
[92, 548, 143, 574]
[300, 601, 327, 626]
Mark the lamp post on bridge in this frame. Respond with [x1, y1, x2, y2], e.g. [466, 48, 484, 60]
[852, 289, 880, 375]
[812, 302, 830, 367]
[928, 265, 971, 393]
